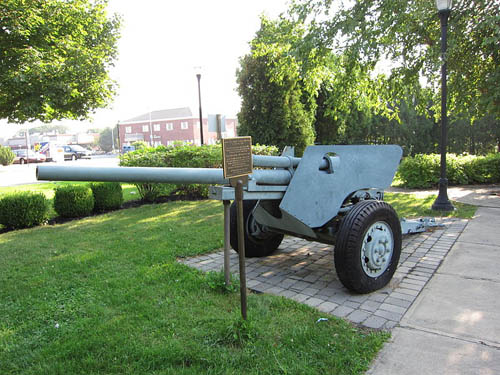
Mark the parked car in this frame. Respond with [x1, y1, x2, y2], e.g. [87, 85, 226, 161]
[62, 145, 92, 161]
[13, 150, 47, 164]
[122, 145, 135, 153]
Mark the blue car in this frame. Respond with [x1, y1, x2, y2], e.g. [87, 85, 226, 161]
[122, 145, 136, 153]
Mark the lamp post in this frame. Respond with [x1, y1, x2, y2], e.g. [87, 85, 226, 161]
[432, 0, 455, 211]
[196, 69, 204, 145]
[149, 110, 153, 147]
[24, 124, 30, 165]
[111, 124, 115, 152]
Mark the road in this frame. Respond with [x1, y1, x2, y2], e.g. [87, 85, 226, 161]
[0, 155, 120, 187]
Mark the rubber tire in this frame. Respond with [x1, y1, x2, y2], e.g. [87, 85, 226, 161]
[71, 154, 77, 161]
[334, 200, 402, 294]
[230, 200, 284, 257]
[20, 158, 25, 165]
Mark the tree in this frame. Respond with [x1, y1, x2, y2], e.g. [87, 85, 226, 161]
[97, 126, 118, 152]
[237, 16, 399, 153]
[313, 53, 393, 145]
[236, 17, 316, 154]
[28, 124, 68, 135]
[290, 0, 500, 120]
[0, 0, 121, 123]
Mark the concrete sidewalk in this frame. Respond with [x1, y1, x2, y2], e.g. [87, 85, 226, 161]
[368, 185, 500, 374]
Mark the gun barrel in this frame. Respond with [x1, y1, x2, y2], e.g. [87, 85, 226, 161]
[252, 154, 331, 170]
[252, 155, 301, 168]
[36, 165, 292, 185]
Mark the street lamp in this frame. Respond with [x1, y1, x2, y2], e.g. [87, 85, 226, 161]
[432, 0, 455, 211]
[195, 67, 204, 145]
[111, 123, 115, 152]
[149, 110, 153, 147]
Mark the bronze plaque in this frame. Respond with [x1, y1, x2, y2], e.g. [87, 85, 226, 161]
[222, 136, 253, 179]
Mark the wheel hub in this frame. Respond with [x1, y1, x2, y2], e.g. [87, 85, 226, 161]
[361, 221, 394, 277]
[247, 213, 271, 240]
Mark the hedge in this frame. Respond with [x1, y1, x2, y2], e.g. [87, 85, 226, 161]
[54, 185, 94, 218]
[396, 153, 500, 188]
[90, 182, 124, 212]
[0, 192, 50, 229]
[119, 144, 279, 202]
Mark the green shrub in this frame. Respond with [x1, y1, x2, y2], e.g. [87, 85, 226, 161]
[54, 185, 94, 218]
[119, 144, 279, 202]
[0, 192, 49, 229]
[396, 154, 440, 188]
[396, 153, 500, 188]
[119, 146, 176, 202]
[463, 153, 500, 183]
[90, 182, 123, 212]
[0, 146, 15, 166]
[131, 140, 149, 150]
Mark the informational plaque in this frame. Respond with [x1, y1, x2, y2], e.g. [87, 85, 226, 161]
[222, 136, 253, 179]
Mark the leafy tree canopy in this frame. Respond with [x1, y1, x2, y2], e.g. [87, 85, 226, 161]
[289, 0, 500, 119]
[28, 124, 68, 135]
[0, 0, 121, 123]
[236, 17, 316, 154]
[97, 126, 118, 152]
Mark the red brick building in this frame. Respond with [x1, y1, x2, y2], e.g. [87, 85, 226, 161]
[118, 107, 237, 147]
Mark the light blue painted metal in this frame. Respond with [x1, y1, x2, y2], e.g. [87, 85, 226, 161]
[400, 218, 444, 234]
[36, 165, 292, 186]
[253, 206, 318, 239]
[252, 155, 301, 168]
[208, 186, 285, 201]
[279, 145, 403, 228]
[252, 154, 334, 170]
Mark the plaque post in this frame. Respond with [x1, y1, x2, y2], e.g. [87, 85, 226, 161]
[223, 200, 231, 287]
[222, 137, 252, 320]
[235, 179, 247, 320]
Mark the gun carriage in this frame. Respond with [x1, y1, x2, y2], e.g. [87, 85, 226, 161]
[37, 144, 404, 294]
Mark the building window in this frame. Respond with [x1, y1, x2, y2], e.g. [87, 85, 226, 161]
[153, 124, 161, 131]
[181, 121, 188, 130]
[125, 126, 132, 134]
[166, 123, 173, 131]
[142, 125, 149, 132]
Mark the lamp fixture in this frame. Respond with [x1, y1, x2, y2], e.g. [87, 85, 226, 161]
[435, 0, 452, 12]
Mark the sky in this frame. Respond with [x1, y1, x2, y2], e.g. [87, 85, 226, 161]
[0, 0, 291, 139]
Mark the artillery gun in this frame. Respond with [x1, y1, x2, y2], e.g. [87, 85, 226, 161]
[37, 144, 404, 294]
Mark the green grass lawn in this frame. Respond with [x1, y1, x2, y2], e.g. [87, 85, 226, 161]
[385, 192, 477, 219]
[0, 200, 388, 375]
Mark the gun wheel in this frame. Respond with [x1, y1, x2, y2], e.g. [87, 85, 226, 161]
[334, 200, 401, 294]
[230, 200, 284, 257]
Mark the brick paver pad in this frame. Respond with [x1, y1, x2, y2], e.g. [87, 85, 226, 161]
[179, 218, 467, 330]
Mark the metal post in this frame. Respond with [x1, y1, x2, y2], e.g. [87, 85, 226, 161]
[432, 8, 454, 211]
[25, 124, 30, 165]
[149, 111, 153, 147]
[196, 74, 204, 145]
[116, 121, 121, 152]
[216, 114, 222, 141]
[235, 180, 247, 320]
[223, 200, 231, 286]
